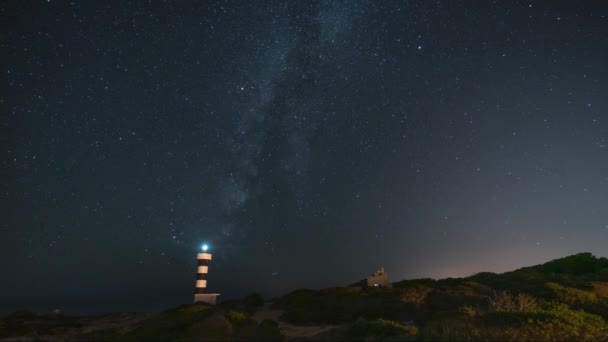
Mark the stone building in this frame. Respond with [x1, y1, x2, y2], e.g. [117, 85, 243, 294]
[362, 267, 392, 288]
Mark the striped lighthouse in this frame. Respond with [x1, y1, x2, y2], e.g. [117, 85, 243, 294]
[194, 244, 220, 305]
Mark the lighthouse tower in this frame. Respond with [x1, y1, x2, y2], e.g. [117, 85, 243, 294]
[194, 244, 220, 305]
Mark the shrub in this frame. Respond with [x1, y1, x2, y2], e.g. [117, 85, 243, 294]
[458, 305, 478, 318]
[129, 303, 218, 340]
[225, 310, 248, 325]
[516, 293, 539, 312]
[258, 319, 282, 340]
[426, 282, 489, 313]
[0, 311, 84, 339]
[423, 304, 608, 341]
[221, 293, 265, 315]
[487, 290, 514, 312]
[532, 303, 608, 341]
[277, 287, 405, 324]
[592, 282, 608, 298]
[487, 291, 538, 312]
[535, 253, 608, 275]
[393, 278, 437, 289]
[546, 282, 598, 305]
[396, 285, 433, 306]
[243, 293, 264, 308]
[342, 318, 417, 341]
[232, 319, 282, 341]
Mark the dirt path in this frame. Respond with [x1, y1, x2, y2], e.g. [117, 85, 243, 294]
[252, 303, 336, 340]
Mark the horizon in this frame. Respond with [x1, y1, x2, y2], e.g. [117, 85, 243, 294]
[2, 251, 605, 316]
[3, 1, 608, 315]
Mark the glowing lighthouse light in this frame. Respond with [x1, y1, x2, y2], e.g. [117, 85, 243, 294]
[202, 244, 208, 252]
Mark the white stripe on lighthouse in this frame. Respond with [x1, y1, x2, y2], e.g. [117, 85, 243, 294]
[198, 253, 212, 260]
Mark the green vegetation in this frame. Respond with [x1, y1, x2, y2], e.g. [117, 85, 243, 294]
[113, 303, 281, 341]
[318, 318, 418, 341]
[1, 303, 283, 341]
[344, 318, 417, 341]
[546, 282, 598, 305]
[2, 253, 608, 341]
[221, 293, 265, 315]
[421, 303, 608, 341]
[128, 303, 223, 341]
[274, 252, 608, 341]
[0, 311, 84, 338]
[273, 287, 406, 324]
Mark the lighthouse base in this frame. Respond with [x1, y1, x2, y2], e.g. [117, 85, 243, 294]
[194, 293, 220, 305]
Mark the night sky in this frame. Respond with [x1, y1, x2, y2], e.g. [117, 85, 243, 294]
[2, 1, 608, 313]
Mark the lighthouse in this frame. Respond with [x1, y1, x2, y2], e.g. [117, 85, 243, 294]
[194, 244, 220, 305]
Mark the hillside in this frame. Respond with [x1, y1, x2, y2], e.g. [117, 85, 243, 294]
[2, 253, 608, 341]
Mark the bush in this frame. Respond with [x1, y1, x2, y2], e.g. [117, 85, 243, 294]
[531, 303, 608, 341]
[393, 278, 437, 289]
[396, 285, 433, 306]
[592, 282, 608, 298]
[129, 303, 218, 340]
[546, 282, 598, 306]
[257, 319, 282, 341]
[0, 311, 84, 339]
[221, 293, 265, 315]
[535, 253, 608, 275]
[243, 293, 264, 308]
[422, 303, 608, 341]
[458, 305, 478, 318]
[276, 287, 404, 324]
[426, 282, 489, 312]
[225, 310, 248, 325]
[516, 293, 539, 312]
[342, 318, 417, 341]
[232, 319, 282, 341]
[487, 291, 538, 312]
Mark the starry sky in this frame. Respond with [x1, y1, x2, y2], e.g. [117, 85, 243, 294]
[2, 1, 608, 313]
